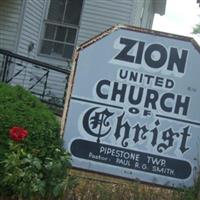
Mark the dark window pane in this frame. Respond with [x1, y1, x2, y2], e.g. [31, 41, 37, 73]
[48, 0, 66, 22]
[64, 0, 83, 25]
[44, 24, 56, 39]
[52, 43, 64, 58]
[40, 40, 54, 55]
[66, 28, 76, 43]
[63, 44, 74, 59]
[55, 26, 66, 42]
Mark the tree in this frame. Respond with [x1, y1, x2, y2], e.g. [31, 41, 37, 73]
[193, 23, 200, 34]
[193, 14, 200, 34]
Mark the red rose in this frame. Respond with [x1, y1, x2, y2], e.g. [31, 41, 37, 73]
[9, 127, 28, 142]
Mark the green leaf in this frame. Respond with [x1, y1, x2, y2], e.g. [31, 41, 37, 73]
[0, 83, 73, 198]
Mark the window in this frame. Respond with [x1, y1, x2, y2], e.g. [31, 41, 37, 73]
[40, 0, 83, 60]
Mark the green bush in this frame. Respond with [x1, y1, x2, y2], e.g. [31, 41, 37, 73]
[0, 83, 74, 199]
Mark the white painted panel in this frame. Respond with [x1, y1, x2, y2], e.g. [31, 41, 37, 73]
[77, 0, 134, 45]
[0, 0, 21, 51]
[17, 0, 46, 58]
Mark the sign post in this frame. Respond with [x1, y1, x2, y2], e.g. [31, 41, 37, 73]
[63, 25, 200, 188]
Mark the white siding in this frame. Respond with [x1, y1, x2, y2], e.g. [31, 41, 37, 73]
[132, 0, 145, 27]
[130, 0, 155, 29]
[13, 0, 67, 103]
[140, 0, 155, 29]
[77, 0, 134, 45]
[17, 0, 46, 58]
[147, 0, 155, 29]
[12, 0, 46, 93]
[0, 0, 22, 51]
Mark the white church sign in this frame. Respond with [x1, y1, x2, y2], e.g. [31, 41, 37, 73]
[63, 25, 200, 188]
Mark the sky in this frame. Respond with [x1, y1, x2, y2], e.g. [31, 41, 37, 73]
[153, 0, 200, 42]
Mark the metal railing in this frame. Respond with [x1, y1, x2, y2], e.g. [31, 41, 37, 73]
[0, 48, 70, 108]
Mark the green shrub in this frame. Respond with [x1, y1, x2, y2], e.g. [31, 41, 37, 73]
[0, 83, 74, 199]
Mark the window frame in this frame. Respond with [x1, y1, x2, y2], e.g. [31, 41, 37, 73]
[38, 0, 83, 61]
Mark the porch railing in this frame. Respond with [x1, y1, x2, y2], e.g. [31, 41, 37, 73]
[0, 48, 70, 108]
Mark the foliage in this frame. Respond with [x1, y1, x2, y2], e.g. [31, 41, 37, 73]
[193, 23, 200, 34]
[179, 177, 200, 200]
[193, 15, 200, 34]
[0, 83, 75, 199]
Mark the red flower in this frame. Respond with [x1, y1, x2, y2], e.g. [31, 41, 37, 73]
[9, 127, 28, 142]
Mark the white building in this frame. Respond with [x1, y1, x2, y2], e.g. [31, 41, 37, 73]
[0, 0, 166, 106]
